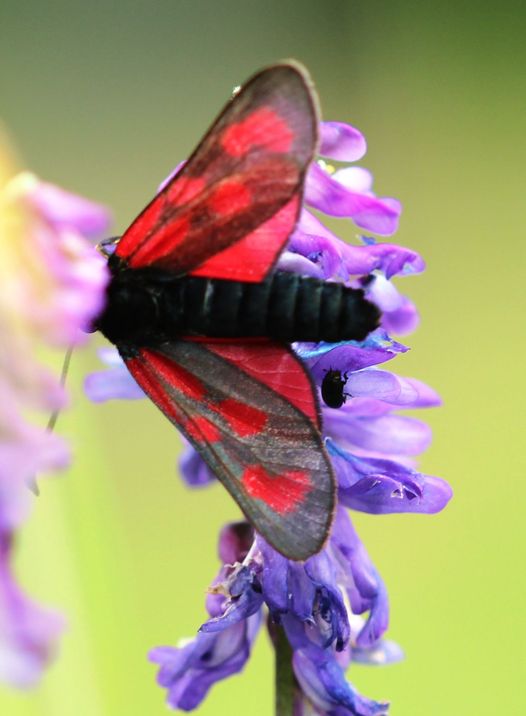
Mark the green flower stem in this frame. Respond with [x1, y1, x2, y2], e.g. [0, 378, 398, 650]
[275, 626, 295, 716]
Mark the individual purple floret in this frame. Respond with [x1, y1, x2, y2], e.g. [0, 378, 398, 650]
[149, 616, 262, 710]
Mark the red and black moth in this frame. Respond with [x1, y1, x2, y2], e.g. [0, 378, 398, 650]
[94, 62, 380, 561]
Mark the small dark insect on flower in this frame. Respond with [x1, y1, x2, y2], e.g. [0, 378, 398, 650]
[321, 369, 350, 408]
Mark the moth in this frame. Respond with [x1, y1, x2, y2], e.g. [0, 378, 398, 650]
[94, 63, 380, 560]
[321, 370, 351, 409]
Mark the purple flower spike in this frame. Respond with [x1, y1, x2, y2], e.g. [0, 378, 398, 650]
[319, 122, 367, 162]
[85, 104, 449, 714]
[1, 158, 110, 688]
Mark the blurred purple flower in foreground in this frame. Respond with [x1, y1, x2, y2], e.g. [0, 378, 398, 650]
[0, 142, 110, 686]
[86, 119, 451, 714]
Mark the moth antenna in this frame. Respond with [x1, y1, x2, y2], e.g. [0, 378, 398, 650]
[46, 345, 74, 432]
[29, 345, 74, 496]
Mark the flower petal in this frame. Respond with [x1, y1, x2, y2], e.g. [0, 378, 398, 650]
[200, 583, 263, 633]
[217, 522, 254, 564]
[330, 509, 389, 645]
[25, 177, 111, 239]
[342, 241, 425, 279]
[293, 646, 389, 716]
[319, 122, 367, 162]
[84, 366, 145, 402]
[352, 639, 404, 666]
[288, 563, 316, 620]
[305, 163, 401, 236]
[333, 167, 373, 192]
[150, 613, 261, 711]
[381, 295, 420, 336]
[297, 338, 405, 379]
[345, 370, 418, 405]
[179, 446, 216, 488]
[326, 412, 433, 455]
[328, 445, 453, 515]
[258, 538, 290, 614]
[277, 250, 325, 278]
[286, 230, 344, 279]
[365, 275, 420, 336]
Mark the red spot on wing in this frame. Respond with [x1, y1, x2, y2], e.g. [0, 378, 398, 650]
[215, 398, 268, 437]
[168, 175, 207, 206]
[129, 215, 190, 268]
[183, 416, 221, 443]
[125, 355, 182, 423]
[242, 465, 312, 514]
[206, 342, 320, 427]
[208, 179, 252, 217]
[143, 350, 206, 400]
[190, 194, 300, 282]
[127, 352, 219, 443]
[221, 108, 294, 157]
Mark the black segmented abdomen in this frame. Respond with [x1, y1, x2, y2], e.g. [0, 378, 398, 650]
[96, 270, 380, 346]
[172, 272, 379, 342]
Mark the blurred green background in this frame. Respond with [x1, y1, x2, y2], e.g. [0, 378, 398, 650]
[1, 1, 525, 714]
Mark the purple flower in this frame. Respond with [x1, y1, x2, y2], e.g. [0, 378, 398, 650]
[84, 347, 146, 403]
[4, 172, 110, 346]
[296, 341, 452, 516]
[152, 518, 394, 715]
[85, 117, 450, 713]
[149, 616, 262, 710]
[0, 142, 111, 687]
[303, 122, 401, 237]
[149, 523, 262, 710]
[0, 532, 65, 688]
